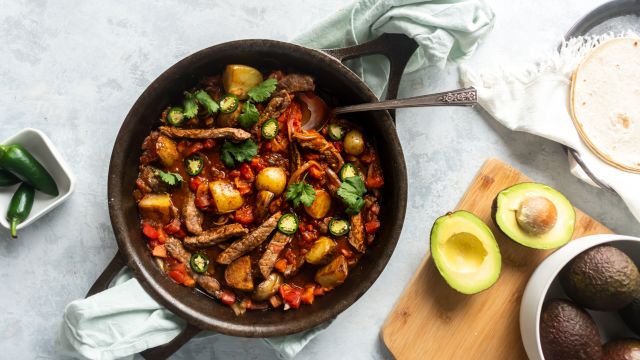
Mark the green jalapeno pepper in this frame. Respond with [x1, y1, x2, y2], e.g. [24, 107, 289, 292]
[0, 144, 58, 196]
[6, 182, 35, 238]
[0, 169, 20, 187]
[190, 253, 209, 273]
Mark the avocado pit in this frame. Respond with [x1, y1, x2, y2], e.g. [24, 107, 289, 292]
[515, 196, 557, 235]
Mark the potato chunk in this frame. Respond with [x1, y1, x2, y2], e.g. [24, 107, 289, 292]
[305, 236, 336, 265]
[304, 189, 331, 219]
[315, 255, 348, 288]
[225, 256, 253, 291]
[155, 135, 180, 167]
[253, 273, 283, 301]
[138, 194, 172, 223]
[209, 180, 244, 214]
[255, 167, 287, 196]
[222, 65, 263, 100]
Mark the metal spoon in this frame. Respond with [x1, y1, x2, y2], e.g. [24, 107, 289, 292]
[301, 87, 477, 131]
[333, 87, 477, 114]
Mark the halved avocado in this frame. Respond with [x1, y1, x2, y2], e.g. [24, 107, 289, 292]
[430, 211, 501, 295]
[492, 183, 575, 249]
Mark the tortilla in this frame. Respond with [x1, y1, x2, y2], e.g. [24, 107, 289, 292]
[570, 37, 640, 173]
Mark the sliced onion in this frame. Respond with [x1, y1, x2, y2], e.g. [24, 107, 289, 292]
[288, 160, 322, 185]
[297, 92, 328, 131]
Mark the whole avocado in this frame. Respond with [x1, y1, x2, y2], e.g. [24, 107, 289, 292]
[620, 294, 640, 336]
[602, 339, 640, 360]
[540, 299, 602, 360]
[560, 245, 640, 311]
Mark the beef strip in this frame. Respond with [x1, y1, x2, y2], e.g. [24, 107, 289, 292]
[183, 223, 249, 248]
[293, 130, 344, 171]
[159, 126, 251, 141]
[278, 74, 315, 93]
[216, 212, 282, 264]
[165, 237, 221, 297]
[256, 90, 291, 128]
[183, 192, 204, 235]
[348, 213, 366, 253]
[258, 232, 293, 278]
[138, 166, 169, 193]
[325, 168, 342, 198]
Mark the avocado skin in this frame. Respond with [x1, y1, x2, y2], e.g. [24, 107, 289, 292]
[619, 295, 640, 337]
[540, 299, 602, 360]
[602, 339, 640, 360]
[560, 245, 640, 311]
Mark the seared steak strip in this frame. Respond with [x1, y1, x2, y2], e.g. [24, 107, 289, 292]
[258, 232, 293, 278]
[165, 237, 221, 297]
[216, 212, 282, 264]
[293, 130, 344, 171]
[278, 74, 315, 93]
[159, 126, 251, 141]
[256, 90, 291, 129]
[348, 213, 366, 253]
[183, 192, 204, 235]
[183, 223, 249, 248]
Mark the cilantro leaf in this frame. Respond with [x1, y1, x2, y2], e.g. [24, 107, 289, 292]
[194, 90, 219, 114]
[156, 169, 183, 186]
[183, 91, 199, 119]
[285, 175, 316, 207]
[237, 101, 260, 129]
[220, 140, 258, 168]
[337, 176, 367, 215]
[247, 78, 277, 103]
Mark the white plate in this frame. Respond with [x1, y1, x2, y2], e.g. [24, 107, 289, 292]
[0, 128, 75, 234]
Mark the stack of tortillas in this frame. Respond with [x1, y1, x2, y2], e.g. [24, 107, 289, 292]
[571, 38, 640, 173]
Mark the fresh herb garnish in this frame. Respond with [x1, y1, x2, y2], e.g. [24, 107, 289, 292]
[337, 176, 367, 215]
[285, 174, 316, 207]
[156, 169, 183, 186]
[183, 91, 199, 119]
[237, 101, 260, 129]
[194, 90, 219, 114]
[247, 78, 277, 103]
[220, 139, 258, 168]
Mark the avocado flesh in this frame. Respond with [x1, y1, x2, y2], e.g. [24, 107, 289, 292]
[430, 211, 501, 295]
[493, 183, 575, 249]
[561, 245, 640, 311]
[540, 299, 602, 360]
[603, 339, 640, 360]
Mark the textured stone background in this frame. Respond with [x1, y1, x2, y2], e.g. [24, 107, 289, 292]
[1, 0, 637, 359]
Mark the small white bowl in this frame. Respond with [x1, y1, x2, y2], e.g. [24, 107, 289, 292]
[0, 128, 75, 234]
[521, 234, 640, 359]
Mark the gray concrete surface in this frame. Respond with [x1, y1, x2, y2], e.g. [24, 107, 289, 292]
[1, 0, 637, 359]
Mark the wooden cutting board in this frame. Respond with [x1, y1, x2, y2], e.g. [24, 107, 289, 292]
[381, 158, 612, 359]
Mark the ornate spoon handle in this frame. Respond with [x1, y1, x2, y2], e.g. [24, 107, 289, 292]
[333, 87, 477, 114]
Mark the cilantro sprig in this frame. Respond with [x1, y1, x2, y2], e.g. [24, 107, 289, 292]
[237, 101, 260, 129]
[285, 174, 316, 207]
[337, 176, 367, 215]
[247, 78, 277, 103]
[155, 169, 183, 186]
[183, 91, 199, 119]
[194, 90, 219, 114]
[220, 139, 258, 168]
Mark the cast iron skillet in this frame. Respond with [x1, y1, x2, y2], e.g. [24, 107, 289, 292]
[90, 34, 416, 359]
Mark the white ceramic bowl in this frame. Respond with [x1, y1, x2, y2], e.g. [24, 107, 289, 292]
[0, 128, 75, 234]
[520, 234, 640, 359]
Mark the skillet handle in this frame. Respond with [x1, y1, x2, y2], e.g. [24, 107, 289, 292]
[86, 250, 201, 359]
[140, 323, 201, 360]
[322, 33, 418, 104]
[85, 249, 127, 297]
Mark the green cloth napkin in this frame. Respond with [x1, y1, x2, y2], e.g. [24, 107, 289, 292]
[58, 1, 494, 359]
[294, 0, 495, 98]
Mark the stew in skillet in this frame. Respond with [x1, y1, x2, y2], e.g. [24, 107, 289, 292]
[133, 64, 384, 314]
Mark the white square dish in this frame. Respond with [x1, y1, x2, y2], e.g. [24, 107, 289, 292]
[0, 128, 76, 234]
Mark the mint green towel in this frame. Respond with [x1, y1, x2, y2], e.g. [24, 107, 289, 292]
[58, 1, 494, 359]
